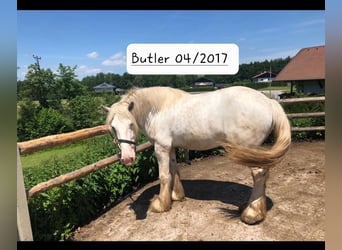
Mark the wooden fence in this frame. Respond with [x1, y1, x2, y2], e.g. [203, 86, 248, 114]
[16, 96, 325, 241]
[278, 96, 325, 132]
[17, 125, 153, 241]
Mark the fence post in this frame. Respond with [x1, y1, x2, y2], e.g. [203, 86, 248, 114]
[17, 146, 33, 241]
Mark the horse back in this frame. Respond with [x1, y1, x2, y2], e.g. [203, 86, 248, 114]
[161, 86, 274, 149]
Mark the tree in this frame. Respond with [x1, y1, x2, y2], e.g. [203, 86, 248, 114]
[25, 63, 55, 108]
[17, 79, 31, 101]
[17, 98, 40, 141]
[55, 64, 86, 100]
[81, 75, 97, 91]
[121, 73, 135, 89]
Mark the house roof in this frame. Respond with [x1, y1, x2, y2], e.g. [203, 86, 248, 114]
[251, 71, 276, 79]
[274, 45, 325, 81]
[93, 82, 115, 89]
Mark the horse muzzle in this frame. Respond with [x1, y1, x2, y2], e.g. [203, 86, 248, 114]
[121, 155, 136, 166]
[113, 138, 137, 166]
[117, 139, 136, 166]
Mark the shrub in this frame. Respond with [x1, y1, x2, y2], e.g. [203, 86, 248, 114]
[24, 134, 158, 241]
[17, 99, 40, 141]
[66, 95, 104, 130]
[32, 108, 73, 138]
[281, 96, 325, 140]
[17, 103, 73, 141]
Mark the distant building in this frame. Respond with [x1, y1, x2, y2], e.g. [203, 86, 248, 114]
[93, 82, 115, 93]
[251, 71, 276, 83]
[214, 83, 227, 89]
[193, 77, 215, 87]
[273, 45, 325, 95]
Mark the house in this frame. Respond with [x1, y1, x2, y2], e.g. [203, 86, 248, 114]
[193, 77, 215, 87]
[273, 45, 325, 95]
[93, 82, 116, 93]
[251, 71, 276, 83]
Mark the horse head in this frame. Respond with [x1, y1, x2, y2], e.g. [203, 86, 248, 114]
[102, 102, 138, 166]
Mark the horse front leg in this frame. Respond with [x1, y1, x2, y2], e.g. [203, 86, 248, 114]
[149, 143, 173, 213]
[170, 148, 185, 201]
[240, 167, 269, 225]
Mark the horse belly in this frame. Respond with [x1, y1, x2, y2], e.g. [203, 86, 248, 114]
[170, 108, 229, 150]
[173, 129, 226, 150]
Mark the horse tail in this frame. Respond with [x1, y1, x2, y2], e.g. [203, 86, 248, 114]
[224, 99, 291, 168]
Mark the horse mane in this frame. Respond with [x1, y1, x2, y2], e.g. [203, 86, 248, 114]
[105, 88, 138, 127]
[119, 87, 140, 105]
[122, 86, 188, 120]
[106, 86, 188, 133]
[123, 86, 186, 105]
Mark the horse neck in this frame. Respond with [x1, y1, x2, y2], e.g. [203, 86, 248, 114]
[128, 89, 162, 130]
[129, 87, 185, 131]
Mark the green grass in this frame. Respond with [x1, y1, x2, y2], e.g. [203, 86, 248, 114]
[20, 142, 87, 169]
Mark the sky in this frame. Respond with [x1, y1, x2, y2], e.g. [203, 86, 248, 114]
[17, 10, 325, 80]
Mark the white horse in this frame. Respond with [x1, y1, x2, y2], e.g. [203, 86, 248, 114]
[102, 86, 291, 225]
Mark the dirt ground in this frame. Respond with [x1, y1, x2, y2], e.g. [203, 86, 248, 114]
[71, 140, 325, 241]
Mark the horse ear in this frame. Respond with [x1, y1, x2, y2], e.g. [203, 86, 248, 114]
[101, 105, 110, 113]
[128, 101, 134, 112]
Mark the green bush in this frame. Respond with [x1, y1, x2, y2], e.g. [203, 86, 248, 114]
[66, 95, 104, 130]
[281, 97, 325, 140]
[24, 134, 158, 241]
[32, 108, 73, 138]
[17, 103, 73, 141]
[17, 99, 40, 141]
[231, 81, 288, 90]
[18, 94, 122, 142]
[93, 92, 122, 107]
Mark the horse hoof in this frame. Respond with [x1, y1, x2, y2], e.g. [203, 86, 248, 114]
[241, 210, 265, 225]
[149, 195, 171, 213]
[171, 191, 185, 201]
[240, 197, 267, 225]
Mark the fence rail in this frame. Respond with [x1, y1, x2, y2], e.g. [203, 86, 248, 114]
[18, 125, 110, 155]
[278, 96, 325, 103]
[278, 96, 325, 132]
[17, 95, 325, 241]
[26, 141, 152, 198]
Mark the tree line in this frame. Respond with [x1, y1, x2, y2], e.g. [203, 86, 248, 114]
[17, 57, 291, 141]
[17, 57, 291, 102]
[81, 57, 291, 90]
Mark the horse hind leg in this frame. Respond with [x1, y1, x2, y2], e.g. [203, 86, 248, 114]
[170, 148, 185, 201]
[240, 167, 269, 225]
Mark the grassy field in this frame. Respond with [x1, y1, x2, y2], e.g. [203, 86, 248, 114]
[20, 141, 87, 169]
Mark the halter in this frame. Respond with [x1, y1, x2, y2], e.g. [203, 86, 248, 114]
[116, 139, 136, 147]
[109, 128, 136, 150]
